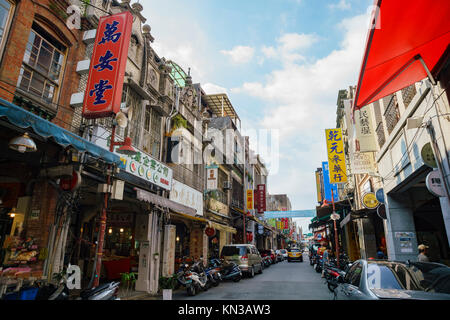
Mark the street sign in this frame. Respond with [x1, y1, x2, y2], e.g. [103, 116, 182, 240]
[421, 143, 438, 168]
[375, 188, 385, 203]
[377, 204, 387, 219]
[330, 213, 340, 220]
[362, 192, 379, 209]
[426, 170, 446, 197]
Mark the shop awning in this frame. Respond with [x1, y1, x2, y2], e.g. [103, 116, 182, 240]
[353, 0, 450, 110]
[210, 221, 237, 234]
[135, 187, 197, 216]
[0, 98, 121, 165]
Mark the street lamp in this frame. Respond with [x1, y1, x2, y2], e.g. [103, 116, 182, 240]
[9, 132, 37, 153]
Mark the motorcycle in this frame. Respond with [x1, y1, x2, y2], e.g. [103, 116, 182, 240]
[219, 259, 242, 282]
[3, 280, 121, 300]
[323, 260, 353, 292]
[205, 259, 222, 287]
[314, 255, 323, 273]
[185, 260, 210, 296]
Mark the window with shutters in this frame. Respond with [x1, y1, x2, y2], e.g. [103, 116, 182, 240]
[383, 95, 401, 134]
[143, 106, 162, 160]
[373, 100, 386, 149]
[401, 84, 417, 109]
[17, 22, 67, 105]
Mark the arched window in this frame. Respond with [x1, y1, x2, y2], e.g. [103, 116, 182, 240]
[16, 21, 67, 105]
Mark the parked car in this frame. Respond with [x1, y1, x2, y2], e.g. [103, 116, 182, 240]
[275, 250, 284, 262]
[334, 259, 450, 300]
[287, 248, 303, 262]
[260, 249, 277, 264]
[220, 244, 263, 278]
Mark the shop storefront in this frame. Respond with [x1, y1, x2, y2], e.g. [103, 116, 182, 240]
[0, 98, 121, 294]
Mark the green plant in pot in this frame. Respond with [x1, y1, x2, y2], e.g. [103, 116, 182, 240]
[159, 274, 177, 300]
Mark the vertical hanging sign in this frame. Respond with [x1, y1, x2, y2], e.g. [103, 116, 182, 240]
[255, 184, 266, 213]
[246, 190, 254, 211]
[82, 12, 133, 119]
[325, 128, 348, 184]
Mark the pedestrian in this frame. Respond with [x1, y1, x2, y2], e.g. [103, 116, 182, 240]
[418, 244, 430, 262]
[321, 246, 330, 278]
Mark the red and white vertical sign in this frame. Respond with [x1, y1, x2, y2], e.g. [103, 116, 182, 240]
[82, 12, 133, 119]
[255, 184, 266, 213]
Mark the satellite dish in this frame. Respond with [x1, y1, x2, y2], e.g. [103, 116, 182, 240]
[115, 111, 128, 128]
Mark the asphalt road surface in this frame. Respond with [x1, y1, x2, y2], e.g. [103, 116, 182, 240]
[172, 253, 334, 300]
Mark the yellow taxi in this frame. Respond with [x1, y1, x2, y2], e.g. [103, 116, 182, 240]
[287, 248, 303, 262]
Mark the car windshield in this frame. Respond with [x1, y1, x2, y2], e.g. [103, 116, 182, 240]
[367, 263, 421, 291]
[407, 262, 450, 294]
[289, 249, 300, 252]
[221, 246, 246, 256]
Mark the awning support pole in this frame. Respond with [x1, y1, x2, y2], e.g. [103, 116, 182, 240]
[416, 55, 437, 85]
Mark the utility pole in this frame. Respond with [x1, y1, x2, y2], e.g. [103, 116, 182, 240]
[331, 190, 340, 268]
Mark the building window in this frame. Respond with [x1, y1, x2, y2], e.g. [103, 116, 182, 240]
[17, 22, 66, 104]
[143, 107, 162, 160]
[0, 0, 13, 59]
[401, 84, 417, 109]
[383, 94, 401, 134]
[119, 87, 142, 147]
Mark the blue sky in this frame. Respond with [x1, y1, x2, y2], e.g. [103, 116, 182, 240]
[142, 0, 374, 232]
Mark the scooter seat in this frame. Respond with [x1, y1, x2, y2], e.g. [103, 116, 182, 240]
[80, 283, 112, 299]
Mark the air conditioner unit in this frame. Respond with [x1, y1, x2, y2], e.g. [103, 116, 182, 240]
[223, 181, 232, 190]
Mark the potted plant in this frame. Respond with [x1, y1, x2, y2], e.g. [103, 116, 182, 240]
[159, 275, 177, 300]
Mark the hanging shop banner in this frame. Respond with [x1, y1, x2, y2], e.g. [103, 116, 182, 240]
[354, 105, 378, 152]
[246, 190, 254, 211]
[206, 168, 218, 190]
[170, 179, 203, 216]
[322, 162, 339, 202]
[351, 152, 377, 174]
[315, 170, 323, 203]
[283, 218, 289, 230]
[82, 11, 133, 119]
[325, 129, 348, 184]
[362, 192, 380, 209]
[255, 184, 266, 213]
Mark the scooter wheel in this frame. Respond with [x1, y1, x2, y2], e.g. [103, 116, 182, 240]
[233, 275, 241, 282]
[187, 286, 196, 296]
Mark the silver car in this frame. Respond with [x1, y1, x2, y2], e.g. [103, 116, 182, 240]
[334, 259, 450, 300]
[220, 244, 263, 278]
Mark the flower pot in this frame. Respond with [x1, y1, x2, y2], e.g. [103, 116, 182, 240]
[162, 289, 172, 300]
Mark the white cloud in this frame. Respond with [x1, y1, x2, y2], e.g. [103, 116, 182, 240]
[220, 46, 255, 64]
[261, 33, 318, 64]
[328, 0, 351, 10]
[237, 13, 370, 209]
[202, 83, 228, 95]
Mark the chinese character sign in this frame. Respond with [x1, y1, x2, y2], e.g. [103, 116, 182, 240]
[82, 12, 133, 119]
[246, 190, 254, 211]
[255, 184, 266, 213]
[325, 129, 348, 184]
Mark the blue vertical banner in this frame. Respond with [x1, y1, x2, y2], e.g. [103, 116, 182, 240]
[322, 161, 339, 202]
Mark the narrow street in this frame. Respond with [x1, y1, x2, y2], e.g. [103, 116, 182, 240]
[172, 254, 333, 300]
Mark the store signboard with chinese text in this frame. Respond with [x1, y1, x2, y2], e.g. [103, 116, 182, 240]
[255, 184, 266, 213]
[354, 105, 378, 152]
[82, 12, 133, 119]
[170, 179, 203, 216]
[325, 129, 348, 184]
[246, 190, 254, 211]
[322, 162, 339, 202]
[206, 168, 218, 190]
[92, 126, 172, 191]
[351, 152, 377, 174]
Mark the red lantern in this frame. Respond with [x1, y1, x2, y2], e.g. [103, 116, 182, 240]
[205, 227, 216, 237]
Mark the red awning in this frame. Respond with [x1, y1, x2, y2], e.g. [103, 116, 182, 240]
[353, 0, 450, 110]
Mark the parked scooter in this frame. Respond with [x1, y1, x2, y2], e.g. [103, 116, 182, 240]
[185, 260, 210, 296]
[219, 259, 242, 282]
[323, 260, 353, 292]
[206, 259, 222, 287]
[314, 255, 323, 273]
[27, 280, 120, 300]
